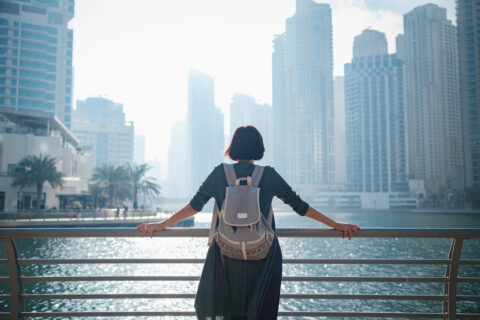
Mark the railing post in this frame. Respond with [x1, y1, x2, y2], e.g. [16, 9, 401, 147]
[443, 238, 463, 320]
[3, 238, 23, 319]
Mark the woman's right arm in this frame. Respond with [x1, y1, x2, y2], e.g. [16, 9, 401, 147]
[136, 204, 198, 238]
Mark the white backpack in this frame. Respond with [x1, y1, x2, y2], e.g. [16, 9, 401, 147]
[207, 163, 275, 260]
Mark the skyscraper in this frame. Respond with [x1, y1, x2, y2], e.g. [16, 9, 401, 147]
[352, 29, 388, 58]
[167, 120, 189, 198]
[134, 135, 145, 164]
[229, 93, 273, 165]
[333, 76, 346, 186]
[72, 97, 134, 168]
[402, 4, 463, 197]
[457, 0, 480, 188]
[0, 0, 74, 127]
[345, 29, 408, 193]
[187, 69, 224, 192]
[272, 0, 334, 186]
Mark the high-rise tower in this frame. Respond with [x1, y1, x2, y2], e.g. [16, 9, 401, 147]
[0, 0, 74, 127]
[402, 4, 463, 197]
[345, 29, 408, 193]
[457, 0, 480, 188]
[187, 69, 224, 193]
[272, 0, 334, 186]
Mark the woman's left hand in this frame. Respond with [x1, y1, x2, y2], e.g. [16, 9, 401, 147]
[136, 223, 162, 238]
[333, 222, 361, 240]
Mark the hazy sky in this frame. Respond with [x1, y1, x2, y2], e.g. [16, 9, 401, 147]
[69, 0, 454, 165]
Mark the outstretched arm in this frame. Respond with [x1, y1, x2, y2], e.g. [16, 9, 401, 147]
[136, 204, 198, 238]
[305, 206, 361, 240]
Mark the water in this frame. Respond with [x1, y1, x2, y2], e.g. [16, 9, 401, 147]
[1, 210, 480, 319]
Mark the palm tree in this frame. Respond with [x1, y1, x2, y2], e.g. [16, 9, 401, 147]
[12, 154, 64, 210]
[91, 164, 131, 206]
[88, 182, 105, 209]
[127, 163, 161, 209]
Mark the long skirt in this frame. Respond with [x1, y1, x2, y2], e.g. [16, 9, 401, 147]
[194, 237, 282, 320]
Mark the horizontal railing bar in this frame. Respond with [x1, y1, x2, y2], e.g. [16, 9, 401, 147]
[20, 275, 448, 283]
[0, 294, 11, 300]
[283, 258, 451, 264]
[19, 311, 448, 318]
[0, 276, 9, 282]
[22, 293, 447, 300]
[17, 258, 206, 264]
[16, 258, 452, 264]
[2, 227, 480, 238]
[0, 259, 6, 264]
[22, 276, 201, 282]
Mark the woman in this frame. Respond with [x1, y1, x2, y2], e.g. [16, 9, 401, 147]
[137, 125, 361, 320]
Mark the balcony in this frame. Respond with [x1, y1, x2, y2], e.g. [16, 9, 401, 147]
[0, 227, 479, 319]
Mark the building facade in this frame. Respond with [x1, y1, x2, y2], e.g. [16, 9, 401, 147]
[333, 76, 346, 186]
[72, 97, 134, 169]
[457, 0, 480, 188]
[0, 0, 74, 127]
[187, 69, 224, 193]
[134, 135, 145, 165]
[402, 4, 464, 197]
[0, 110, 91, 212]
[345, 30, 408, 193]
[229, 93, 273, 165]
[166, 120, 189, 198]
[272, 0, 334, 186]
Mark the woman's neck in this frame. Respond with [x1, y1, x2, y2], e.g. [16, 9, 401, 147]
[237, 160, 254, 164]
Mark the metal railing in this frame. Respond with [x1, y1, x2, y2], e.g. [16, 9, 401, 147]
[0, 228, 479, 319]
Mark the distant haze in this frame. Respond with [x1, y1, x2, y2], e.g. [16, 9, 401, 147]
[70, 0, 454, 163]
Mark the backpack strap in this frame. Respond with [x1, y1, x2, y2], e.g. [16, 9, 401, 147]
[251, 165, 265, 187]
[223, 163, 237, 186]
[208, 202, 219, 246]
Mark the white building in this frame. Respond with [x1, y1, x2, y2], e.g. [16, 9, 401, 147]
[272, 0, 334, 185]
[229, 93, 273, 165]
[0, 110, 91, 212]
[72, 97, 134, 169]
[0, 0, 74, 128]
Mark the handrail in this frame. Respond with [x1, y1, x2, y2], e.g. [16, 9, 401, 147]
[0, 227, 479, 319]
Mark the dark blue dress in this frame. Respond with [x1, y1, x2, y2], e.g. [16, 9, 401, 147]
[189, 162, 309, 320]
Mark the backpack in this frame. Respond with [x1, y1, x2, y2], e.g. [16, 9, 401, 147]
[207, 163, 275, 260]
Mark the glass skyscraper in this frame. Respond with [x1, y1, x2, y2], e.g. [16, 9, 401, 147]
[272, 0, 334, 186]
[345, 30, 408, 193]
[401, 4, 463, 198]
[0, 0, 74, 127]
[458, 0, 480, 188]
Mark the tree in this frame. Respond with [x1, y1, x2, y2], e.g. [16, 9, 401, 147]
[12, 154, 64, 209]
[88, 182, 105, 209]
[127, 163, 161, 209]
[91, 164, 131, 207]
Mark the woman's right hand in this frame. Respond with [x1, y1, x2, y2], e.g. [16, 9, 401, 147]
[333, 222, 361, 240]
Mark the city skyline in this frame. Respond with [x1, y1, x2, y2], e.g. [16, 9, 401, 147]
[69, 0, 454, 163]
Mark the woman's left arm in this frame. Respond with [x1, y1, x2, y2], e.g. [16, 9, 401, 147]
[136, 204, 198, 238]
[305, 206, 361, 240]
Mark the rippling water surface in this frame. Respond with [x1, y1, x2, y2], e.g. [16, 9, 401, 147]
[1, 210, 480, 319]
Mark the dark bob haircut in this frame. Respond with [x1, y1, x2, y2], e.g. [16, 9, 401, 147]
[224, 125, 265, 161]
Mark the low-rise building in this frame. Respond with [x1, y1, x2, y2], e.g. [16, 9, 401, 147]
[0, 109, 91, 212]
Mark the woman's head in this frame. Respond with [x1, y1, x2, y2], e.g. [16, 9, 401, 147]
[224, 125, 265, 161]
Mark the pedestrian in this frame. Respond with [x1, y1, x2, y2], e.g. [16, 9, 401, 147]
[137, 125, 360, 319]
[123, 203, 128, 219]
